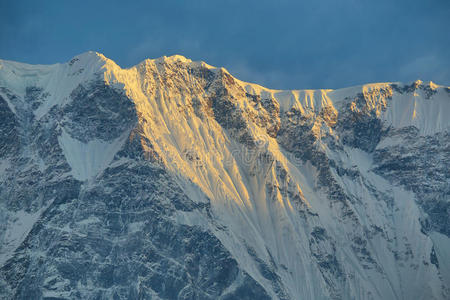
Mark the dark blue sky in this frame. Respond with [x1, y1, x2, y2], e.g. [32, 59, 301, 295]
[1, 0, 449, 89]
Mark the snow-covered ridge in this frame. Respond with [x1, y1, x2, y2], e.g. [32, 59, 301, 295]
[0, 51, 115, 119]
[1, 51, 448, 134]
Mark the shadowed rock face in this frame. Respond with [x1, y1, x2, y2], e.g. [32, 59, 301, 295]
[0, 53, 449, 300]
[62, 81, 137, 143]
[0, 93, 19, 158]
[373, 128, 450, 236]
[2, 160, 270, 300]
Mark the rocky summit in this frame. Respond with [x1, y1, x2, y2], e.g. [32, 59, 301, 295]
[0, 51, 449, 299]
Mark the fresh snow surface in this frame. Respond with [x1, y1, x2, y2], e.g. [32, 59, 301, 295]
[0, 52, 116, 119]
[241, 80, 450, 136]
[58, 128, 129, 181]
[0, 206, 50, 266]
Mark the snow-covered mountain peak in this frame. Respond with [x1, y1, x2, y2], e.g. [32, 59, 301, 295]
[67, 51, 121, 78]
[0, 52, 449, 300]
[135, 54, 217, 73]
[69, 51, 108, 64]
[154, 54, 193, 65]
